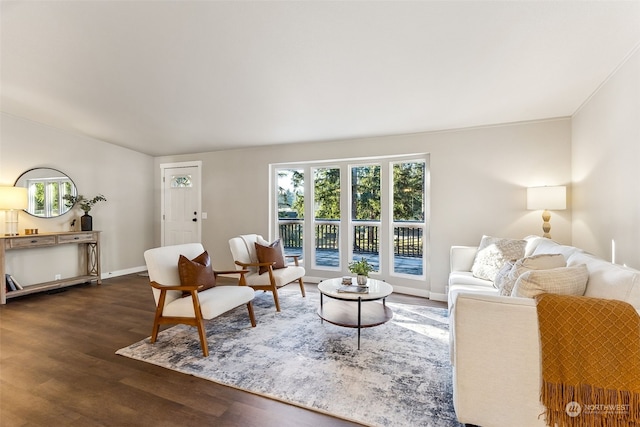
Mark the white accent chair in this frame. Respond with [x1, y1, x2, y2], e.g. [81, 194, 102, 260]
[144, 243, 256, 357]
[228, 234, 306, 312]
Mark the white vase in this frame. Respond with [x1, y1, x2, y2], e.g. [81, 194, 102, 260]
[357, 275, 368, 286]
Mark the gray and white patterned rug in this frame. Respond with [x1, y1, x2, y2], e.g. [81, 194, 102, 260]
[116, 288, 461, 427]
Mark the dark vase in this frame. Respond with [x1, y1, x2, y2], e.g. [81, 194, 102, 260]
[81, 213, 93, 231]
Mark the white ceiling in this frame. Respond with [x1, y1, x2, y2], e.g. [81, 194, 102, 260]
[2, 1, 640, 157]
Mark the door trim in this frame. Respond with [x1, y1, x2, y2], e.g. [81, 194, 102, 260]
[160, 161, 202, 246]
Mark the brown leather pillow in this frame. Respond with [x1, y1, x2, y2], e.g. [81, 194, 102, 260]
[255, 239, 286, 275]
[178, 251, 216, 297]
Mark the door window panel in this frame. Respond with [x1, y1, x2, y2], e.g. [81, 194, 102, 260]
[392, 161, 425, 276]
[351, 165, 380, 272]
[277, 169, 304, 261]
[314, 167, 340, 268]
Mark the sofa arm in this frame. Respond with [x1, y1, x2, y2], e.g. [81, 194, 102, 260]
[450, 246, 478, 272]
[451, 293, 546, 427]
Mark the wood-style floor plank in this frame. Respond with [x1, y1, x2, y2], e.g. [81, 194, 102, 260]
[0, 274, 445, 426]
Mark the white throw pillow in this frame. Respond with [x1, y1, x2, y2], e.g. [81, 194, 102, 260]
[471, 235, 527, 281]
[512, 264, 589, 298]
[496, 254, 567, 296]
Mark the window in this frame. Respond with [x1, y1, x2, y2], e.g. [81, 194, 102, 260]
[170, 175, 192, 188]
[26, 177, 74, 217]
[392, 161, 425, 275]
[350, 164, 381, 272]
[314, 167, 340, 268]
[273, 155, 428, 284]
[277, 169, 304, 260]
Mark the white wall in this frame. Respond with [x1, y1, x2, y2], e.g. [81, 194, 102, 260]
[0, 113, 155, 285]
[156, 118, 572, 299]
[572, 47, 640, 269]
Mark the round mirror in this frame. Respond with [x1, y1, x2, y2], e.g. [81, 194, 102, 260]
[14, 168, 77, 218]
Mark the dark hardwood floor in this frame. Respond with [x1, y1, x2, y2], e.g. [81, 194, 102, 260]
[0, 274, 446, 426]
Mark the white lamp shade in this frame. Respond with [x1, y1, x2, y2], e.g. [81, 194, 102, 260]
[527, 186, 566, 210]
[0, 186, 29, 210]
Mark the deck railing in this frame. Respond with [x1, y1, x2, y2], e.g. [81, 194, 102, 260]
[278, 219, 423, 257]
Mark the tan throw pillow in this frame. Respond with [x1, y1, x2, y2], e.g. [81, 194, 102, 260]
[512, 264, 589, 299]
[255, 238, 286, 275]
[178, 251, 216, 296]
[498, 254, 566, 296]
[471, 235, 527, 281]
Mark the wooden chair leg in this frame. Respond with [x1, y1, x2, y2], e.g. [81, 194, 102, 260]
[272, 286, 281, 312]
[196, 318, 209, 357]
[151, 290, 167, 343]
[150, 321, 161, 343]
[298, 277, 306, 297]
[190, 291, 209, 357]
[247, 302, 257, 327]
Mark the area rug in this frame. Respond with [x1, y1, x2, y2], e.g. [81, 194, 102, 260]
[116, 288, 461, 427]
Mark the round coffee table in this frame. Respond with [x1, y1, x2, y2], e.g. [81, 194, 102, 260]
[317, 277, 393, 349]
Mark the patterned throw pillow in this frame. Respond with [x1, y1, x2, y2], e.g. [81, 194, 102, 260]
[178, 251, 216, 297]
[497, 253, 567, 296]
[494, 260, 516, 290]
[512, 264, 589, 298]
[255, 238, 286, 275]
[471, 236, 527, 281]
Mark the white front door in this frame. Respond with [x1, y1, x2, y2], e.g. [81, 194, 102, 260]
[161, 163, 202, 246]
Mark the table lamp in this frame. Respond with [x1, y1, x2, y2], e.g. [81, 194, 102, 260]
[527, 186, 566, 239]
[0, 186, 29, 236]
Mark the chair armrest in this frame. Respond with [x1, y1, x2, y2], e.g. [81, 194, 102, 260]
[149, 280, 201, 291]
[214, 269, 251, 286]
[285, 254, 300, 266]
[234, 260, 275, 268]
[214, 269, 249, 275]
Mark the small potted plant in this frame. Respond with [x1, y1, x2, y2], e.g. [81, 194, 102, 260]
[348, 257, 374, 286]
[63, 194, 107, 231]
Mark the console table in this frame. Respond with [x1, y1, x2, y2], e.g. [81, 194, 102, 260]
[0, 231, 101, 304]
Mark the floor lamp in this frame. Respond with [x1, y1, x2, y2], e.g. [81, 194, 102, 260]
[527, 186, 566, 239]
[0, 186, 29, 236]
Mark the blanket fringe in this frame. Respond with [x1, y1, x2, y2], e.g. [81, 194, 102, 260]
[541, 381, 640, 427]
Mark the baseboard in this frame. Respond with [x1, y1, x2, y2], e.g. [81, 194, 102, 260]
[101, 265, 147, 280]
[391, 285, 430, 299]
[428, 292, 448, 302]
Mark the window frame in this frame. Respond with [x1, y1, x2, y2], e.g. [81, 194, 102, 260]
[271, 154, 429, 286]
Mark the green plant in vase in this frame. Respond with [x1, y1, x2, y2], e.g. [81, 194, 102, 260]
[348, 257, 374, 286]
[63, 194, 107, 231]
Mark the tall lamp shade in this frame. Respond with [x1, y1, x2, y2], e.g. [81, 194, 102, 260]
[527, 186, 566, 239]
[0, 186, 29, 236]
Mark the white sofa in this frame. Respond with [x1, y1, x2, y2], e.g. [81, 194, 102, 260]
[448, 236, 640, 427]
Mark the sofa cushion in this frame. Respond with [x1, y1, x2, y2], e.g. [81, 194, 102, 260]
[449, 271, 494, 288]
[178, 251, 216, 296]
[255, 238, 286, 274]
[495, 254, 567, 296]
[163, 285, 255, 319]
[512, 264, 589, 298]
[569, 252, 640, 311]
[530, 238, 582, 260]
[471, 235, 527, 281]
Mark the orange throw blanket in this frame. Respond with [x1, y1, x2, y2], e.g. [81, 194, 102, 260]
[536, 293, 640, 427]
